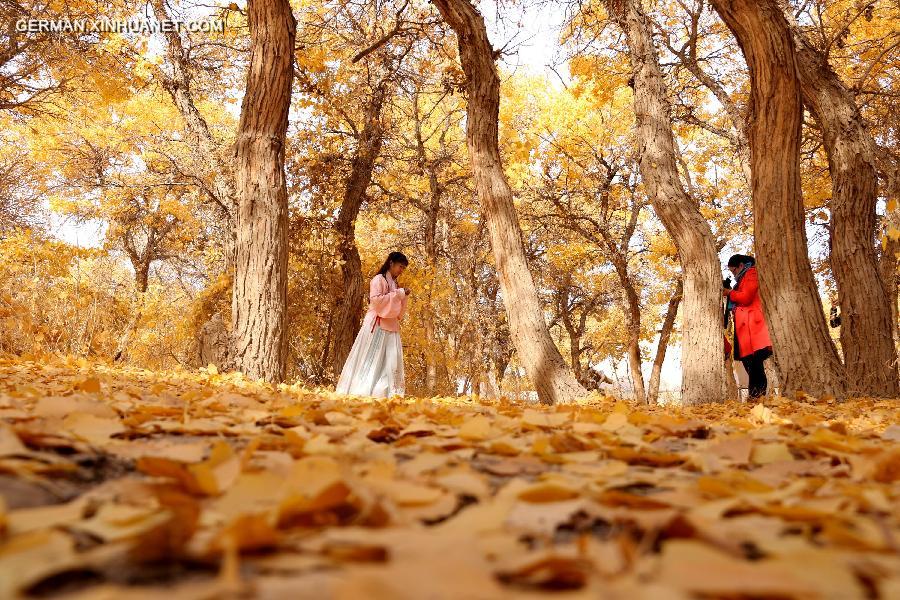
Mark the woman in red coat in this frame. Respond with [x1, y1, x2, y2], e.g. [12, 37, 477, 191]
[724, 254, 773, 398]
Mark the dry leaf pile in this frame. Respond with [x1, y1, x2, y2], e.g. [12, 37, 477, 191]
[1, 357, 899, 599]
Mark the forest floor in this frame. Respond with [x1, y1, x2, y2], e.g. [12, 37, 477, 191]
[0, 357, 899, 599]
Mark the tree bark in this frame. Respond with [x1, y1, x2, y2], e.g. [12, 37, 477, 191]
[709, 0, 848, 398]
[782, 18, 898, 397]
[610, 0, 724, 404]
[230, 0, 295, 381]
[331, 87, 387, 376]
[648, 279, 682, 404]
[198, 313, 230, 368]
[431, 0, 586, 404]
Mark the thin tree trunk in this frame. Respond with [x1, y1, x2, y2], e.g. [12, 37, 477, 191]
[648, 279, 682, 404]
[432, 0, 586, 404]
[661, 4, 753, 185]
[764, 356, 781, 396]
[610, 0, 724, 404]
[557, 282, 581, 379]
[606, 253, 647, 403]
[114, 303, 142, 363]
[331, 87, 387, 376]
[882, 236, 900, 354]
[484, 369, 501, 398]
[470, 332, 485, 397]
[881, 218, 900, 354]
[230, 0, 295, 382]
[880, 171, 900, 352]
[710, 0, 847, 398]
[318, 311, 334, 383]
[781, 16, 898, 397]
[151, 0, 237, 267]
[413, 91, 444, 395]
[625, 336, 645, 403]
[564, 320, 584, 384]
[114, 251, 152, 362]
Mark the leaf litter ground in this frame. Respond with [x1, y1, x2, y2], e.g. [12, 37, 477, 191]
[1, 356, 899, 599]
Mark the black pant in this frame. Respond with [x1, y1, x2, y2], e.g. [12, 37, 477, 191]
[740, 349, 770, 398]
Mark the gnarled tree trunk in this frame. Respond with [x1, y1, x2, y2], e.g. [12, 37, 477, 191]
[709, 0, 847, 398]
[230, 0, 295, 381]
[785, 21, 898, 397]
[331, 86, 387, 377]
[431, 0, 586, 404]
[610, 0, 724, 404]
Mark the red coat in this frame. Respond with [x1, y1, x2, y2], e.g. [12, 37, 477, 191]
[728, 267, 772, 358]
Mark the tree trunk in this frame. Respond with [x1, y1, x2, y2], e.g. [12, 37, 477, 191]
[331, 87, 387, 376]
[610, 0, 724, 404]
[413, 91, 444, 395]
[431, 0, 586, 404]
[198, 313, 230, 368]
[114, 252, 153, 362]
[230, 0, 295, 382]
[555, 277, 584, 385]
[785, 22, 898, 397]
[557, 282, 581, 380]
[151, 0, 237, 267]
[764, 356, 781, 396]
[887, 241, 900, 353]
[880, 170, 900, 352]
[881, 210, 900, 353]
[709, 0, 847, 398]
[605, 251, 647, 403]
[648, 279, 682, 404]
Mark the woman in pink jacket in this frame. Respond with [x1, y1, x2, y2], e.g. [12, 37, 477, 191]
[336, 252, 411, 398]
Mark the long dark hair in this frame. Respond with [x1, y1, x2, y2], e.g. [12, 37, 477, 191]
[376, 252, 409, 278]
[727, 254, 756, 268]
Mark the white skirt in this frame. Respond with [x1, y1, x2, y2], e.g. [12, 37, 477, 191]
[336, 316, 405, 398]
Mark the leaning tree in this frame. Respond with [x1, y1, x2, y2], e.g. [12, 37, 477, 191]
[430, 0, 587, 404]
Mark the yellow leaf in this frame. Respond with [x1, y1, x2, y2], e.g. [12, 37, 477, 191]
[62, 413, 125, 446]
[76, 376, 101, 393]
[459, 415, 493, 440]
[750, 442, 794, 465]
[521, 409, 569, 428]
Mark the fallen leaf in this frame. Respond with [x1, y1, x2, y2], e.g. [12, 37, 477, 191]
[521, 409, 569, 428]
[62, 413, 125, 446]
[751, 442, 794, 465]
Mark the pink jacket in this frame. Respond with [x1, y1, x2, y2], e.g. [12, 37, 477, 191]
[365, 272, 407, 333]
